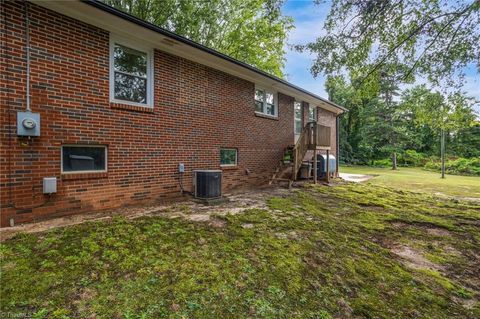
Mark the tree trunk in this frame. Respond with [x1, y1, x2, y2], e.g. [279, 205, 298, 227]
[392, 152, 397, 170]
[441, 129, 446, 179]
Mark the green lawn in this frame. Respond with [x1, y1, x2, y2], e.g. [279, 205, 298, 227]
[1, 182, 479, 318]
[340, 166, 480, 199]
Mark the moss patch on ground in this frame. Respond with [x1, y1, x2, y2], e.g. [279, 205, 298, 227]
[1, 183, 479, 318]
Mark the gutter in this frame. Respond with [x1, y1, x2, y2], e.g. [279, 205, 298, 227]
[82, 0, 347, 113]
[335, 113, 343, 176]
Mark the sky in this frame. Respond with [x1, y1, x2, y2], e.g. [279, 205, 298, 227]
[282, 0, 329, 98]
[281, 0, 480, 108]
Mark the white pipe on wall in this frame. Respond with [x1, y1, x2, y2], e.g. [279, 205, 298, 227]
[25, 2, 31, 112]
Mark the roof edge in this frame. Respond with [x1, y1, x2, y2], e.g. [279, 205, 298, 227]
[82, 0, 347, 113]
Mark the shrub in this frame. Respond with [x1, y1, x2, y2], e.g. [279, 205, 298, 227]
[424, 157, 480, 176]
[399, 150, 428, 166]
[372, 159, 392, 167]
[371, 150, 428, 168]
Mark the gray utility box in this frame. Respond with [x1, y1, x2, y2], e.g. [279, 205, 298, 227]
[70, 155, 95, 171]
[43, 177, 57, 194]
[17, 111, 41, 137]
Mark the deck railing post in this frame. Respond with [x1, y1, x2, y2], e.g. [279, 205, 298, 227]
[293, 148, 297, 181]
[326, 149, 330, 183]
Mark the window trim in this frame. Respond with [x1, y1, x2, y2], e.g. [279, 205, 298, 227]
[254, 86, 278, 118]
[294, 100, 303, 135]
[220, 148, 238, 167]
[61, 145, 108, 174]
[309, 105, 317, 122]
[109, 34, 154, 108]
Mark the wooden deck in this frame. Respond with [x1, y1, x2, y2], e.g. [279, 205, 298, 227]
[293, 123, 333, 183]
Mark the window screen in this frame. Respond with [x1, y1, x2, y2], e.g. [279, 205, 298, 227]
[113, 44, 148, 104]
[62, 146, 107, 172]
[220, 149, 237, 166]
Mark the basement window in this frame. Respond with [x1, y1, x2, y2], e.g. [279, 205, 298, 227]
[110, 36, 153, 107]
[254, 87, 277, 117]
[62, 145, 107, 173]
[220, 148, 238, 166]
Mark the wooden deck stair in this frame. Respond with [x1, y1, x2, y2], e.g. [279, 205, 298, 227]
[269, 157, 294, 188]
[292, 122, 332, 183]
[270, 123, 333, 187]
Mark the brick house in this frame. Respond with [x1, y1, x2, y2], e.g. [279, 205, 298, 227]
[0, 0, 346, 227]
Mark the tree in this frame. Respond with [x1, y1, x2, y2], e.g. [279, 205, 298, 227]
[326, 75, 367, 163]
[449, 122, 480, 158]
[297, 0, 480, 87]
[377, 67, 403, 169]
[102, 0, 293, 77]
[327, 69, 410, 167]
[400, 86, 477, 178]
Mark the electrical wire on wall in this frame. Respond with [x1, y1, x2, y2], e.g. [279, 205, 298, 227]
[5, 2, 52, 221]
[178, 171, 192, 196]
[179, 171, 185, 193]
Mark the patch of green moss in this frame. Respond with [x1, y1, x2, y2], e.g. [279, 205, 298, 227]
[1, 183, 479, 318]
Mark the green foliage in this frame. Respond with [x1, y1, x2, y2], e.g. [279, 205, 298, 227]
[328, 73, 479, 165]
[371, 150, 429, 167]
[304, 1, 479, 172]
[448, 122, 480, 158]
[424, 157, 480, 176]
[101, 0, 293, 77]
[400, 86, 477, 131]
[400, 150, 428, 166]
[2, 183, 479, 318]
[371, 158, 392, 167]
[298, 0, 480, 87]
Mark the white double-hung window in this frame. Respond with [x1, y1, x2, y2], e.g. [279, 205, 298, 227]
[255, 87, 277, 117]
[308, 105, 317, 122]
[110, 36, 154, 107]
[294, 101, 303, 135]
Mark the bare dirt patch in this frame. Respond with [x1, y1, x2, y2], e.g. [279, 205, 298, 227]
[0, 186, 291, 241]
[391, 245, 444, 271]
[390, 221, 452, 237]
[339, 172, 375, 183]
[453, 296, 479, 310]
[425, 227, 451, 237]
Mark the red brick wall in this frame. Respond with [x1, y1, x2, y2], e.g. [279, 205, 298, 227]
[1, 1, 336, 226]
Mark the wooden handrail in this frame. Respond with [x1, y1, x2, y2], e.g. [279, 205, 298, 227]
[292, 125, 309, 181]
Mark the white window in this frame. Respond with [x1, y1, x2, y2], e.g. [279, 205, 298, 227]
[110, 36, 153, 107]
[309, 105, 317, 122]
[294, 101, 303, 135]
[61, 145, 107, 173]
[220, 148, 237, 166]
[254, 87, 277, 117]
